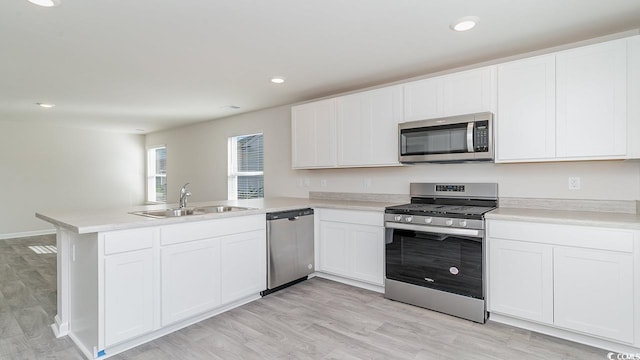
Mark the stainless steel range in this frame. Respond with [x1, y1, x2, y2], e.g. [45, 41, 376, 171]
[384, 182, 498, 323]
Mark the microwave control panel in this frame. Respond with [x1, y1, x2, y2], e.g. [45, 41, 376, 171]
[473, 120, 489, 152]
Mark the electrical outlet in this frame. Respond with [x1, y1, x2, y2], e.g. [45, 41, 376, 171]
[568, 177, 581, 190]
[303, 178, 310, 188]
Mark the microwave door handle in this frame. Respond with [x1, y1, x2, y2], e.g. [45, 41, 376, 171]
[466, 122, 474, 152]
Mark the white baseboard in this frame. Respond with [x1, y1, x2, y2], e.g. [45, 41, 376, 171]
[312, 272, 385, 294]
[0, 229, 56, 240]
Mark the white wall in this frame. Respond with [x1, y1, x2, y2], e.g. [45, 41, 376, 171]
[146, 105, 299, 204]
[147, 106, 640, 203]
[0, 121, 145, 237]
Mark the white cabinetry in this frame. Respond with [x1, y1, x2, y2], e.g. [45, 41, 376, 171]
[556, 39, 627, 158]
[554, 247, 633, 343]
[159, 215, 265, 326]
[403, 66, 496, 122]
[497, 36, 636, 162]
[102, 229, 155, 347]
[292, 85, 403, 169]
[220, 230, 266, 304]
[496, 55, 556, 161]
[336, 85, 403, 166]
[160, 238, 221, 326]
[291, 98, 337, 168]
[487, 219, 637, 345]
[488, 238, 553, 324]
[316, 209, 384, 287]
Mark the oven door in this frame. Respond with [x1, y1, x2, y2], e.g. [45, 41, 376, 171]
[385, 223, 484, 299]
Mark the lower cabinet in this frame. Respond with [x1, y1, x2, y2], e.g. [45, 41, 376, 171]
[104, 249, 154, 346]
[554, 247, 634, 343]
[487, 219, 637, 345]
[99, 214, 266, 350]
[488, 239, 553, 324]
[161, 238, 221, 326]
[317, 209, 384, 286]
[220, 230, 266, 304]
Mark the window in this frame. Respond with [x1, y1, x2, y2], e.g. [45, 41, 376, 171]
[147, 146, 167, 203]
[228, 133, 263, 200]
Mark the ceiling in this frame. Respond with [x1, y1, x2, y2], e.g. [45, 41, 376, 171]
[1, 0, 639, 134]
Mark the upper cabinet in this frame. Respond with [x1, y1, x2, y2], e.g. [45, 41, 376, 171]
[292, 85, 403, 169]
[403, 66, 496, 122]
[496, 54, 556, 161]
[336, 85, 403, 167]
[497, 36, 637, 163]
[556, 39, 627, 158]
[291, 35, 640, 168]
[291, 98, 337, 168]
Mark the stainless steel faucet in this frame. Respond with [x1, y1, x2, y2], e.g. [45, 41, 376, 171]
[179, 183, 191, 209]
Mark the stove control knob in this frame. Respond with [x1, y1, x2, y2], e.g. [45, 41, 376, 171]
[394, 215, 402, 222]
[405, 216, 413, 223]
[459, 220, 468, 227]
[445, 219, 453, 226]
[424, 217, 433, 224]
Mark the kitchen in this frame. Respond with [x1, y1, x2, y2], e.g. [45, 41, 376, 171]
[2, 0, 640, 359]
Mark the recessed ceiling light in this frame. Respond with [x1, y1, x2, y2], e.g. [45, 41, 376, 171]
[27, 0, 61, 7]
[221, 105, 241, 110]
[36, 102, 55, 108]
[135, 129, 145, 132]
[450, 16, 479, 32]
[270, 77, 285, 84]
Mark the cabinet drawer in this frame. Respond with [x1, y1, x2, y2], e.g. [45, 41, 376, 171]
[104, 228, 154, 255]
[160, 214, 265, 246]
[487, 220, 633, 253]
[317, 208, 383, 227]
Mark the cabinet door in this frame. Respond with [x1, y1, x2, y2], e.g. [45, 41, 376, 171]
[403, 77, 442, 122]
[350, 224, 384, 285]
[104, 249, 154, 346]
[554, 247, 633, 343]
[291, 99, 337, 168]
[497, 55, 556, 161]
[556, 39, 627, 158]
[628, 35, 640, 159]
[318, 221, 349, 276]
[220, 230, 266, 304]
[161, 239, 220, 326]
[403, 67, 495, 122]
[442, 66, 495, 117]
[337, 85, 403, 166]
[488, 239, 553, 324]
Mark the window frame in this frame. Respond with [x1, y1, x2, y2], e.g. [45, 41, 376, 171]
[146, 145, 167, 204]
[227, 133, 264, 200]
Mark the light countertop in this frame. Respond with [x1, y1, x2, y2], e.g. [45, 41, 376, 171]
[36, 197, 402, 234]
[486, 207, 640, 230]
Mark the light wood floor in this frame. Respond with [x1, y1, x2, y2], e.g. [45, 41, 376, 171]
[1, 235, 608, 359]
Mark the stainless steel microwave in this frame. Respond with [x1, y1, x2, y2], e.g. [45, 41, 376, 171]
[398, 112, 494, 163]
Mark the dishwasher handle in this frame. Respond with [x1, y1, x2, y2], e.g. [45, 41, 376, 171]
[266, 208, 314, 221]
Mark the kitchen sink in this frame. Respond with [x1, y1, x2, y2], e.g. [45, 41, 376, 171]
[130, 205, 253, 218]
[196, 205, 251, 213]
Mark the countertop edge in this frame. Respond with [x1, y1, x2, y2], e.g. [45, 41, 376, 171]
[486, 208, 640, 230]
[36, 197, 395, 234]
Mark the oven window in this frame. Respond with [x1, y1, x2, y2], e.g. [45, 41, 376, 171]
[401, 124, 468, 155]
[386, 229, 483, 299]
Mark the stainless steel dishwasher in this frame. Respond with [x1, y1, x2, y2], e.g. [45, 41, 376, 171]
[261, 208, 314, 296]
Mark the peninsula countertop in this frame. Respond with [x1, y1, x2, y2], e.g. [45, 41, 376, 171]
[36, 197, 403, 234]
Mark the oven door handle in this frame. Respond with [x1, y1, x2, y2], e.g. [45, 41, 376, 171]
[385, 222, 483, 238]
